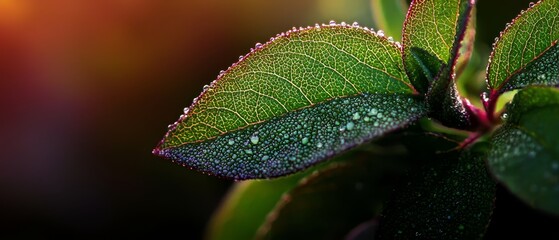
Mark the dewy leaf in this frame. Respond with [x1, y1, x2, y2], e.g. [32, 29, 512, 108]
[376, 144, 496, 239]
[370, 0, 407, 41]
[487, 0, 559, 93]
[255, 149, 411, 240]
[154, 24, 426, 180]
[416, 0, 476, 129]
[488, 86, 559, 215]
[402, 0, 475, 93]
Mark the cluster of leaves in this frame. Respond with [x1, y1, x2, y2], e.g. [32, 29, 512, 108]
[154, 0, 559, 238]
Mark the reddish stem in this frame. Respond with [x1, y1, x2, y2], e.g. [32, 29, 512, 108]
[484, 89, 500, 124]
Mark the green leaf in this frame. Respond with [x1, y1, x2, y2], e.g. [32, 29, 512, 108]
[416, 0, 475, 129]
[487, 0, 559, 93]
[205, 162, 327, 240]
[377, 144, 496, 239]
[370, 0, 407, 41]
[488, 86, 559, 215]
[154, 25, 426, 179]
[402, 0, 474, 93]
[255, 149, 411, 240]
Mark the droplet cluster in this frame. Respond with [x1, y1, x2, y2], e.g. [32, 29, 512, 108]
[502, 43, 559, 92]
[157, 93, 426, 180]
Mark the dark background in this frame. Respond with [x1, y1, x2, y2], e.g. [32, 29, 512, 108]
[1, 0, 557, 238]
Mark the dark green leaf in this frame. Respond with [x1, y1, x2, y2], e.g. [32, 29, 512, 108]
[377, 144, 496, 239]
[154, 25, 426, 179]
[255, 150, 411, 240]
[402, 0, 474, 93]
[488, 86, 559, 215]
[371, 0, 407, 41]
[487, 0, 559, 93]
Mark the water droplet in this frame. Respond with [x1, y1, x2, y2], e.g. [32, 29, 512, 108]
[346, 122, 355, 130]
[340, 21, 347, 26]
[316, 142, 323, 148]
[261, 155, 269, 161]
[315, 23, 320, 28]
[364, 116, 371, 122]
[377, 30, 384, 37]
[245, 149, 253, 155]
[329, 20, 336, 26]
[302, 137, 309, 145]
[529, 2, 535, 7]
[203, 85, 210, 90]
[255, 42, 263, 49]
[352, 112, 361, 120]
[183, 107, 190, 114]
[228, 139, 235, 145]
[387, 36, 394, 42]
[501, 113, 509, 120]
[239, 55, 244, 60]
[377, 112, 383, 118]
[352, 22, 359, 27]
[368, 108, 378, 116]
[250, 135, 259, 144]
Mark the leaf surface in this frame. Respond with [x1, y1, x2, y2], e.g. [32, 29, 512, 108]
[377, 144, 496, 239]
[402, 0, 474, 92]
[488, 86, 559, 215]
[487, 0, 559, 92]
[154, 25, 426, 179]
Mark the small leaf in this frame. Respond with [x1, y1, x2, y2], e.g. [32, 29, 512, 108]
[488, 86, 559, 215]
[370, 0, 407, 41]
[487, 0, 559, 93]
[402, 0, 475, 93]
[154, 25, 426, 179]
[419, 0, 476, 129]
[377, 144, 496, 239]
[256, 149, 411, 240]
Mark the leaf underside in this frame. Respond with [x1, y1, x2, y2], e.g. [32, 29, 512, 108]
[488, 86, 559, 215]
[157, 94, 425, 179]
[155, 25, 425, 179]
[377, 144, 496, 239]
[487, 0, 559, 92]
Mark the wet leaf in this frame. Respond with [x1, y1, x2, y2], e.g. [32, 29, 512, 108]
[370, 0, 407, 41]
[154, 25, 425, 179]
[417, 0, 475, 129]
[488, 86, 559, 215]
[402, 0, 475, 93]
[377, 144, 496, 239]
[487, 0, 559, 93]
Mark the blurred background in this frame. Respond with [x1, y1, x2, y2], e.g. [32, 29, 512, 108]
[1, 0, 557, 238]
